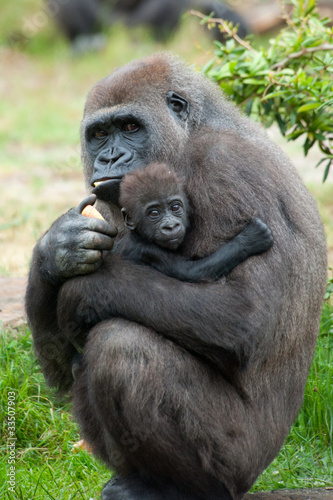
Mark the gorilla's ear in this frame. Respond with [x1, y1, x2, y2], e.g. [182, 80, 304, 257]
[167, 92, 189, 121]
[121, 208, 136, 231]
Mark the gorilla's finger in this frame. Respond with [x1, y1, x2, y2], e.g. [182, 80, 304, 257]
[86, 218, 118, 238]
[76, 261, 103, 275]
[80, 232, 115, 251]
[76, 194, 97, 214]
[79, 249, 102, 264]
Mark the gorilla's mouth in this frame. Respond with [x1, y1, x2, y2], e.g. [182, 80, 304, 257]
[92, 177, 123, 203]
[93, 177, 122, 187]
[159, 236, 184, 251]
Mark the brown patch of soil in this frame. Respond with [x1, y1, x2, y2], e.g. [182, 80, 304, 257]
[0, 277, 27, 327]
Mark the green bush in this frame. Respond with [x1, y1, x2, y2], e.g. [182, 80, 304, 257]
[194, 0, 333, 180]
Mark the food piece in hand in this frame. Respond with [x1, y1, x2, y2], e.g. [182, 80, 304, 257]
[82, 205, 104, 220]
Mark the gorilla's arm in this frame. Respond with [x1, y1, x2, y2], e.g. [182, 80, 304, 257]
[58, 253, 272, 377]
[118, 218, 273, 282]
[25, 197, 117, 390]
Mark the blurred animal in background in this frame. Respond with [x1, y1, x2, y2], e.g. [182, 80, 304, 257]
[47, 0, 248, 52]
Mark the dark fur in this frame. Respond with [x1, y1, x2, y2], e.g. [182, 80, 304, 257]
[119, 162, 188, 222]
[26, 53, 327, 499]
[117, 162, 273, 282]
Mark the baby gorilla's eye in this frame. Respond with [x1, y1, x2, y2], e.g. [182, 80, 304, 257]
[123, 123, 140, 132]
[93, 129, 108, 139]
[148, 209, 160, 218]
[171, 203, 182, 212]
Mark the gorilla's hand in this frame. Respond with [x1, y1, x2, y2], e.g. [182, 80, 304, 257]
[37, 194, 118, 283]
[237, 218, 273, 257]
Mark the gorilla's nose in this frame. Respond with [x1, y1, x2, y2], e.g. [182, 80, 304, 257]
[98, 147, 132, 165]
[97, 148, 112, 165]
[110, 147, 126, 164]
[160, 220, 181, 236]
[93, 147, 134, 182]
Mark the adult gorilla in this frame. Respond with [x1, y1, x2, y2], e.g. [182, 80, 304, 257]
[26, 53, 327, 500]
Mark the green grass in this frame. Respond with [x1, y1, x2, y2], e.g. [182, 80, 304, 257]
[252, 298, 333, 492]
[0, 327, 110, 500]
[1, 298, 332, 499]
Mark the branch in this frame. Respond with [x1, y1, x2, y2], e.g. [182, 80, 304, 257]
[189, 10, 254, 52]
[271, 44, 333, 70]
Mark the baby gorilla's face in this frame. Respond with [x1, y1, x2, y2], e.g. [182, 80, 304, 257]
[138, 194, 188, 250]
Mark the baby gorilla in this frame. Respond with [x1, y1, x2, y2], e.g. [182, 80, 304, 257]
[116, 163, 273, 282]
[72, 162, 273, 379]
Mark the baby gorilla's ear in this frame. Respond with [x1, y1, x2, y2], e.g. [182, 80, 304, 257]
[121, 208, 136, 231]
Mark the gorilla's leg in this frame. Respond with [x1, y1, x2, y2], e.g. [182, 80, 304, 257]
[73, 319, 235, 500]
[72, 357, 132, 475]
[101, 474, 204, 500]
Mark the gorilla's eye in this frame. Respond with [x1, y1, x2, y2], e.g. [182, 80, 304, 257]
[170, 201, 183, 214]
[171, 202, 182, 213]
[170, 102, 182, 113]
[167, 92, 189, 121]
[147, 208, 160, 218]
[123, 123, 140, 132]
[93, 129, 108, 139]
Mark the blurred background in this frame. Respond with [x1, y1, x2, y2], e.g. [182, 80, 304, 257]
[0, 0, 332, 278]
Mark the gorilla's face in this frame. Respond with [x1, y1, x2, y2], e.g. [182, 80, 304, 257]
[84, 109, 148, 202]
[82, 90, 189, 204]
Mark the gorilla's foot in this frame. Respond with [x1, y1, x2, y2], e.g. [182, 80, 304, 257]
[101, 474, 202, 500]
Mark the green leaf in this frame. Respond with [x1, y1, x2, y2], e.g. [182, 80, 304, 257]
[297, 102, 322, 113]
[262, 90, 288, 100]
[278, 69, 296, 76]
[305, 3, 316, 16]
[315, 157, 330, 168]
[301, 37, 322, 47]
[245, 98, 254, 116]
[276, 114, 287, 136]
[322, 159, 332, 182]
[287, 128, 306, 140]
[229, 61, 237, 73]
[317, 98, 333, 111]
[243, 78, 267, 85]
[290, 111, 297, 126]
[219, 82, 235, 96]
[215, 64, 232, 79]
[303, 136, 316, 156]
[202, 59, 215, 74]
[314, 132, 326, 142]
[256, 70, 271, 76]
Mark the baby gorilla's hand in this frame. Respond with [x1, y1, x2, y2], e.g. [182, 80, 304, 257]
[239, 218, 273, 257]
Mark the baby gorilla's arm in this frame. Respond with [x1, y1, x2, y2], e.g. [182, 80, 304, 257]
[118, 218, 273, 282]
